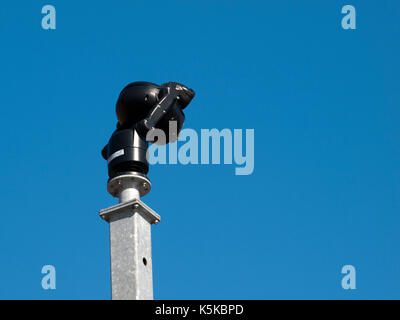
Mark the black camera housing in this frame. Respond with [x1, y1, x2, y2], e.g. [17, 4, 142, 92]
[102, 81, 195, 179]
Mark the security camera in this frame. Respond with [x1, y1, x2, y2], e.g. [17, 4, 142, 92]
[101, 81, 195, 199]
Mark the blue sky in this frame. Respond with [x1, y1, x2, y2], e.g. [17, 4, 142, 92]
[0, 0, 399, 299]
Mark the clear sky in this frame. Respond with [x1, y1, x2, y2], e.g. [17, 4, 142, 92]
[0, 0, 399, 299]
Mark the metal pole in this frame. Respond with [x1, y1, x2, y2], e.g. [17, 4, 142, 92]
[99, 173, 160, 300]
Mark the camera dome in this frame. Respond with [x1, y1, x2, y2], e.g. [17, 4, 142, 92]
[116, 81, 161, 128]
[115, 81, 194, 143]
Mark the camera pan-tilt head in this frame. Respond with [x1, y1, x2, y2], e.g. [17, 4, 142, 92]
[99, 81, 195, 300]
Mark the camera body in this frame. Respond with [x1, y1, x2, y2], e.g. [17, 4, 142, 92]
[102, 81, 195, 180]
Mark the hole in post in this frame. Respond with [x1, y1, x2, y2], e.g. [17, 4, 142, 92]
[143, 257, 147, 266]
